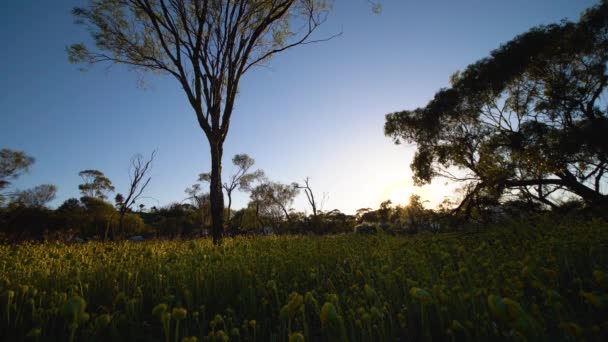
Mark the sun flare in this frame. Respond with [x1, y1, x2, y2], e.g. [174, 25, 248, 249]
[388, 185, 413, 206]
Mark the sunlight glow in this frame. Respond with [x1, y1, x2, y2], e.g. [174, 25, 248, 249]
[388, 186, 413, 206]
[379, 179, 414, 207]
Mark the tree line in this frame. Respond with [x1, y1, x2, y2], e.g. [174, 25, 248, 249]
[1, 145, 594, 243]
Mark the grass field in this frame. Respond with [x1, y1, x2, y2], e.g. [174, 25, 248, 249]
[1, 218, 607, 341]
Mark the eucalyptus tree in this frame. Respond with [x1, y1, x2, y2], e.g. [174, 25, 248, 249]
[10, 184, 57, 208]
[0, 149, 34, 204]
[69, 0, 336, 243]
[250, 181, 299, 227]
[78, 169, 115, 200]
[199, 153, 264, 220]
[385, 1, 608, 214]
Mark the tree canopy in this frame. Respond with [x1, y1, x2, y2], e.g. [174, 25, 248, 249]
[0, 149, 34, 193]
[385, 0, 608, 213]
[78, 169, 115, 200]
[10, 184, 57, 208]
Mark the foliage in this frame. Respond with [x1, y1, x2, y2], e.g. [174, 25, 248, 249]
[198, 153, 265, 221]
[385, 0, 608, 213]
[9, 184, 57, 208]
[250, 181, 299, 228]
[0, 149, 35, 205]
[0, 205, 58, 240]
[78, 170, 115, 200]
[1, 219, 607, 340]
[0, 149, 34, 191]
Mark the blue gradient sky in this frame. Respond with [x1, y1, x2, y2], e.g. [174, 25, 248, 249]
[0, 0, 598, 214]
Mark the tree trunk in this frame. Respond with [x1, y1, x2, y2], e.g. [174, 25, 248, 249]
[226, 192, 232, 222]
[209, 140, 225, 244]
[118, 210, 125, 239]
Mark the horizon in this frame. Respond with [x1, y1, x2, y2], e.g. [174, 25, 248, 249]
[0, 0, 597, 214]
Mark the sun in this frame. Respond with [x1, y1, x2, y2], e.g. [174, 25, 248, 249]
[388, 185, 413, 206]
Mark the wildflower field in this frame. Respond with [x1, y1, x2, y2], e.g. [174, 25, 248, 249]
[1, 218, 607, 341]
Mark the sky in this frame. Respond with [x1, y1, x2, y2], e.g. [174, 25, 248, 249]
[0, 0, 599, 214]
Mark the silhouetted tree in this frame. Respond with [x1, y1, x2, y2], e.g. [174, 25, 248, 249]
[0, 149, 34, 204]
[80, 196, 117, 239]
[69, 0, 337, 243]
[10, 184, 57, 208]
[385, 1, 608, 214]
[250, 181, 299, 229]
[78, 170, 115, 200]
[114, 151, 155, 239]
[199, 153, 264, 221]
[57, 198, 86, 233]
[185, 181, 211, 235]
[293, 177, 324, 218]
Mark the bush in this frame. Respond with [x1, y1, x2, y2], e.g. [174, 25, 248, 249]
[354, 222, 383, 234]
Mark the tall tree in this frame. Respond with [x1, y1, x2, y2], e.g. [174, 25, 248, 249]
[0, 149, 35, 203]
[114, 151, 155, 239]
[78, 169, 115, 200]
[385, 1, 608, 214]
[69, 0, 335, 243]
[199, 153, 264, 220]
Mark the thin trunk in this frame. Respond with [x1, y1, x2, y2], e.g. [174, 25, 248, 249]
[209, 140, 224, 244]
[226, 192, 232, 221]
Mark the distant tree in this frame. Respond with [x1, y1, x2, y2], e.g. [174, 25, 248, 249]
[150, 202, 199, 238]
[10, 184, 57, 208]
[114, 151, 155, 239]
[313, 208, 355, 234]
[69, 0, 337, 244]
[355, 208, 372, 220]
[250, 181, 299, 228]
[0, 149, 34, 204]
[378, 199, 392, 222]
[58, 198, 83, 212]
[293, 177, 325, 218]
[78, 170, 115, 200]
[185, 182, 211, 235]
[385, 1, 608, 214]
[199, 153, 264, 221]
[57, 198, 86, 234]
[80, 196, 117, 239]
[400, 194, 428, 230]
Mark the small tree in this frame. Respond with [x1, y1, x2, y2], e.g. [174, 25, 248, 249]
[293, 177, 325, 218]
[80, 196, 117, 239]
[115, 151, 155, 239]
[10, 184, 57, 208]
[199, 153, 264, 220]
[78, 170, 115, 200]
[250, 181, 299, 229]
[185, 182, 211, 235]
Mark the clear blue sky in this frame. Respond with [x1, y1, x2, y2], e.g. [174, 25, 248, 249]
[0, 0, 598, 214]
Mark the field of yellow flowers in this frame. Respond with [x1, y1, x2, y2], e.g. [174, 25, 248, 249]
[1, 217, 607, 341]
